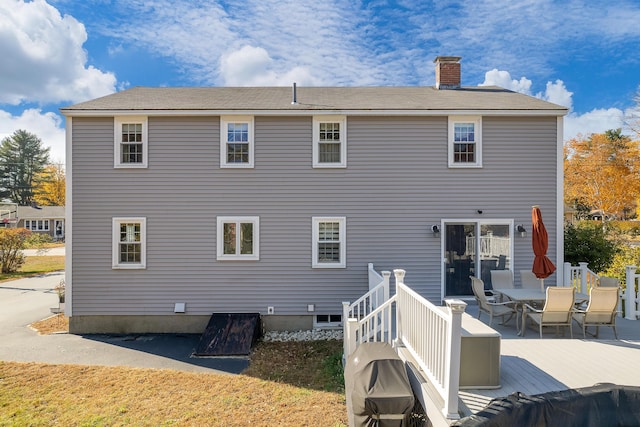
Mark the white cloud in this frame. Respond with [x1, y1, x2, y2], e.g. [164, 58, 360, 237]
[479, 69, 533, 94]
[0, 0, 116, 105]
[564, 109, 625, 141]
[219, 45, 320, 86]
[0, 109, 66, 165]
[479, 68, 624, 140]
[536, 80, 573, 110]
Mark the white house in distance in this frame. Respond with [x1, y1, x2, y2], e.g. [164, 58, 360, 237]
[60, 57, 567, 334]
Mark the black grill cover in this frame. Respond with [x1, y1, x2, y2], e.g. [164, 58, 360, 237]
[345, 342, 415, 427]
[453, 383, 640, 427]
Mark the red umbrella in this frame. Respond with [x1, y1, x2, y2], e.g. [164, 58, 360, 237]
[532, 205, 556, 279]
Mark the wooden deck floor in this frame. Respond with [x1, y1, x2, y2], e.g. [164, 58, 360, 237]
[459, 304, 640, 415]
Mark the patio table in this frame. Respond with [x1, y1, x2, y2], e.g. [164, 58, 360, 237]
[493, 287, 588, 336]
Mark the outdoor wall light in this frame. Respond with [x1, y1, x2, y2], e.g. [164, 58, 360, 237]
[516, 224, 527, 237]
[431, 225, 440, 236]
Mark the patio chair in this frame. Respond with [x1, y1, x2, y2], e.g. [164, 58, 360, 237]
[470, 276, 517, 327]
[523, 286, 575, 338]
[520, 270, 543, 290]
[572, 287, 619, 339]
[490, 270, 514, 290]
[597, 276, 619, 288]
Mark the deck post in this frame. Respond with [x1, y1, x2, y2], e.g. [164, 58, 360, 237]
[381, 271, 391, 302]
[625, 266, 638, 320]
[443, 298, 466, 420]
[342, 301, 351, 357]
[346, 318, 359, 357]
[563, 262, 571, 287]
[578, 262, 589, 293]
[393, 269, 406, 345]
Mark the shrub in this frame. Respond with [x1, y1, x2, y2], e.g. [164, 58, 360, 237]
[602, 245, 640, 288]
[24, 231, 52, 248]
[0, 228, 31, 273]
[564, 222, 620, 273]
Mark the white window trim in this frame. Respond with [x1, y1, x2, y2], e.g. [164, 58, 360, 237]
[312, 216, 346, 268]
[220, 116, 255, 168]
[112, 217, 147, 269]
[313, 115, 347, 168]
[114, 116, 148, 168]
[25, 219, 50, 231]
[216, 216, 260, 261]
[448, 115, 482, 168]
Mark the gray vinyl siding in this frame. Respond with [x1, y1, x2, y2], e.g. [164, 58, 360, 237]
[71, 115, 558, 316]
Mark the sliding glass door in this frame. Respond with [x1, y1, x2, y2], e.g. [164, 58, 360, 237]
[444, 221, 513, 297]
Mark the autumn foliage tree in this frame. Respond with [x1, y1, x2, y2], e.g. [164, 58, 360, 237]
[33, 164, 65, 206]
[564, 129, 640, 220]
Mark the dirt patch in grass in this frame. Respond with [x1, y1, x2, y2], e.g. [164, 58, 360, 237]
[30, 314, 68, 335]
[24, 316, 347, 425]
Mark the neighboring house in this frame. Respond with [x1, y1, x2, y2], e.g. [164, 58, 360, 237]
[61, 56, 568, 334]
[0, 205, 65, 240]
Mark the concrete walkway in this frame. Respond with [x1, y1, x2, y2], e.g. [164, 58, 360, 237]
[0, 272, 248, 374]
[22, 246, 65, 256]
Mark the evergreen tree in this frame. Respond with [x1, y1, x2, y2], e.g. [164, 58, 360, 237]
[0, 130, 50, 205]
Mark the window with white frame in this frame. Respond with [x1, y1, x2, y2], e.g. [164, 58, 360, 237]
[313, 116, 346, 168]
[114, 117, 148, 168]
[217, 216, 259, 260]
[112, 217, 146, 269]
[25, 219, 50, 231]
[220, 116, 254, 168]
[448, 116, 482, 168]
[312, 217, 346, 268]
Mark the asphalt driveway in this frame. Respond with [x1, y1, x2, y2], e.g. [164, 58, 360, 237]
[0, 272, 248, 374]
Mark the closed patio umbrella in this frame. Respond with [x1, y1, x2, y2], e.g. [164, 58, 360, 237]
[532, 206, 556, 288]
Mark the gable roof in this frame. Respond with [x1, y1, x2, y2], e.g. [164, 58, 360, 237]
[17, 206, 65, 219]
[61, 86, 567, 116]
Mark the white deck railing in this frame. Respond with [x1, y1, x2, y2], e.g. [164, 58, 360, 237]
[343, 268, 466, 422]
[564, 262, 599, 293]
[625, 266, 640, 320]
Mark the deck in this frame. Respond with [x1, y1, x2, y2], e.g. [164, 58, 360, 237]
[458, 303, 640, 415]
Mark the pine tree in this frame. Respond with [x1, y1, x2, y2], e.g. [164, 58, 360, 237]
[0, 130, 50, 205]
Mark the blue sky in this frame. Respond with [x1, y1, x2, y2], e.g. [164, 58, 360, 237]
[1, 0, 639, 165]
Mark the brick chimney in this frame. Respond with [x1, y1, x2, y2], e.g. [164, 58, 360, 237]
[434, 56, 461, 89]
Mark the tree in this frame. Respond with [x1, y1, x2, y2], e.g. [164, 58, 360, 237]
[0, 130, 50, 205]
[33, 164, 66, 206]
[564, 222, 619, 273]
[564, 129, 640, 220]
[0, 228, 30, 273]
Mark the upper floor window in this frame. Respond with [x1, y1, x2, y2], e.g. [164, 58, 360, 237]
[221, 116, 254, 168]
[114, 117, 148, 168]
[112, 217, 146, 269]
[312, 217, 346, 268]
[448, 116, 482, 168]
[217, 216, 260, 260]
[313, 116, 347, 168]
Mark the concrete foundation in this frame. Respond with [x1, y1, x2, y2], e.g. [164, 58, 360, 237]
[69, 314, 314, 334]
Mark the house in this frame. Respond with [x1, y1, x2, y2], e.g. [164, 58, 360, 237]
[0, 204, 65, 241]
[60, 56, 568, 334]
[17, 205, 66, 240]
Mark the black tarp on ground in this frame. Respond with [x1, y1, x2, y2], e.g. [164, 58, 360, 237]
[194, 313, 260, 356]
[344, 342, 415, 427]
[453, 383, 640, 427]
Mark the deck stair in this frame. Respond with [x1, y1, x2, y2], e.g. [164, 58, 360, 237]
[194, 313, 261, 356]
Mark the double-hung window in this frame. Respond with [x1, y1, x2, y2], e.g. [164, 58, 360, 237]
[112, 217, 146, 269]
[114, 117, 148, 168]
[220, 116, 254, 168]
[312, 217, 346, 268]
[313, 116, 346, 168]
[448, 116, 482, 168]
[217, 216, 259, 260]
